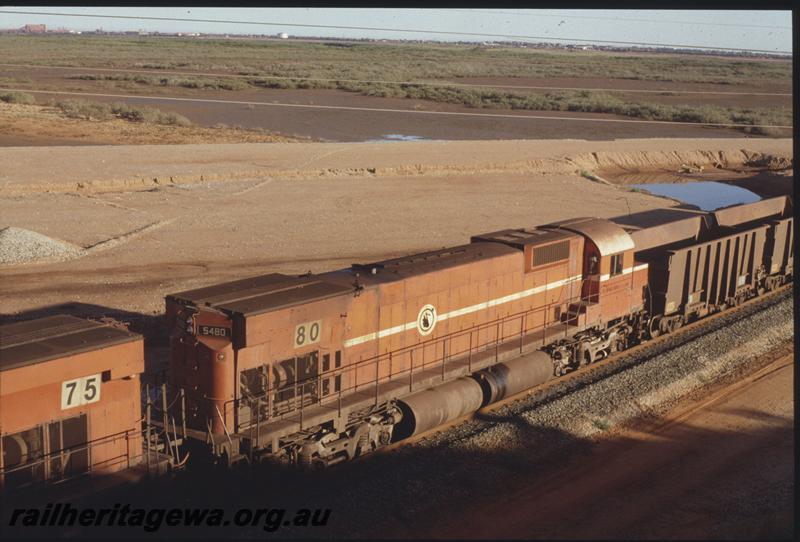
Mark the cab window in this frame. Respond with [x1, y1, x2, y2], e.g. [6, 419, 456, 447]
[610, 254, 624, 277]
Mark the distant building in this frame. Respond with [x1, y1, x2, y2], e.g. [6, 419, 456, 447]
[22, 24, 46, 34]
[279, 32, 289, 39]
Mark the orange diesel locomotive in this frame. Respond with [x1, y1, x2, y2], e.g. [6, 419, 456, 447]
[166, 215, 655, 467]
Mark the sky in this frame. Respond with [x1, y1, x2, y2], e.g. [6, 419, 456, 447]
[0, 8, 792, 53]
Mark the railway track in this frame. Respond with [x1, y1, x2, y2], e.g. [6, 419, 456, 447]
[636, 345, 793, 436]
[379, 283, 793, 453]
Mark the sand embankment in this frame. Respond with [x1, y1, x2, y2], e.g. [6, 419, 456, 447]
[0, 138, 791, 196]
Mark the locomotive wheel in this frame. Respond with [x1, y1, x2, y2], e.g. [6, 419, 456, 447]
[648, 317, 661, 339]
[354, 433, 370, 457]
[766, 277, 780, 292]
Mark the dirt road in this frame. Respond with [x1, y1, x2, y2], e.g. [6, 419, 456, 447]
[422, 354, 794, 539]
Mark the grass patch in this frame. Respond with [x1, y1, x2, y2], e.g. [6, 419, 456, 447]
[55, 99, 192, 126]
[592, 418, 613, 431]
[3, 34, 791, 86]
[697, 372, 712, 384]
[0, 91, 36, 104]
[67, 73, 249, 91]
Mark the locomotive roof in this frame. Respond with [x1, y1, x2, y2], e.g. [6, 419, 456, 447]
[168, 244, 517, 317]
[348, 242, 518, 282]
[542, 217, 635, 256]
[0, 315, 141, 372]
[470, 227, 573, 248]
[167, 273, 354, 317]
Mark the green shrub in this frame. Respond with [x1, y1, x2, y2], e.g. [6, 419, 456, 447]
[56, 99, 191, 126]
[67, 73, 248, 91]
[592, 418, 612, 431]
[56, 100, 113, 120]
[0, 91, 36, 104]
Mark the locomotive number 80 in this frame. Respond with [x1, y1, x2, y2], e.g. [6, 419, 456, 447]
[295, 320, 322, 348]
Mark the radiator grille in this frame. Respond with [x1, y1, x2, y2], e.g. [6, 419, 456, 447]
[533, 240, 570, 267]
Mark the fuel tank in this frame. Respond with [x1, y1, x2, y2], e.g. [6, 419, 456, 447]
[394, 377, 484, 440]
[475, 350, 554, 406]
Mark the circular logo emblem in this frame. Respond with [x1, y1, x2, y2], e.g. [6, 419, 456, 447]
[417, 304, 437, 336]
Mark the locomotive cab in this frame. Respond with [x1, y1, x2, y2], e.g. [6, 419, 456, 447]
[541, 217, 648, 328]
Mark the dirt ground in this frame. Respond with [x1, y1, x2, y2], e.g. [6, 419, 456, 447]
[0, 172, 664, 320]
[420, 351, 795, 540]
[1, 137, 791, 195]
[0, 137, 791, 324]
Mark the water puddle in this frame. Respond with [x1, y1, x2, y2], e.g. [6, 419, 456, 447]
[366, 134, 427, 142]
[631, 181, 761, 211]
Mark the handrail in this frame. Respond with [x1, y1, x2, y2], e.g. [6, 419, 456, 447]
[0, 428, 137, 489]
[227, 298, 576, 428]
[218, 283, 592, 432]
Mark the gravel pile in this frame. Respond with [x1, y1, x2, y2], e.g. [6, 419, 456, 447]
[0, 226, 84, 264]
